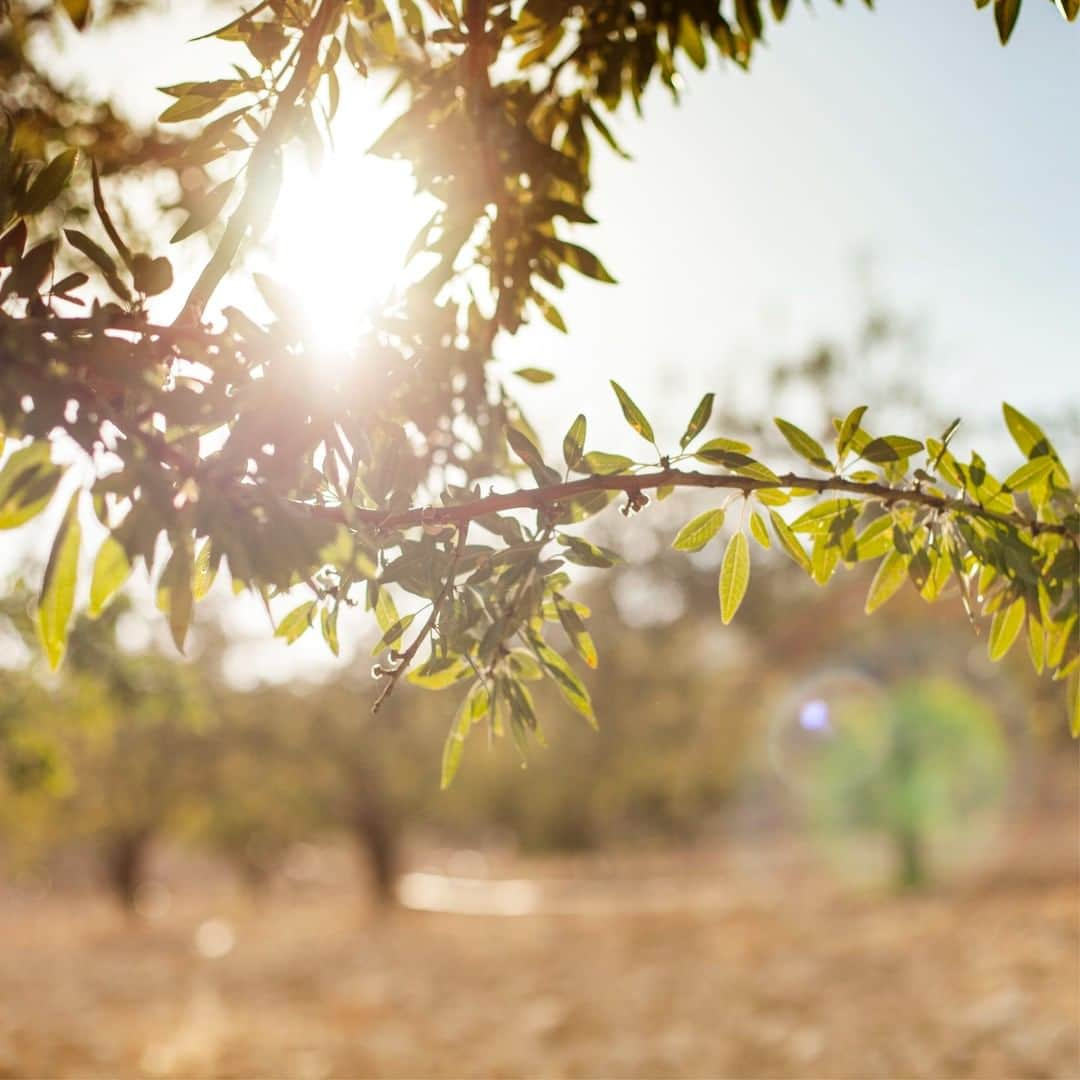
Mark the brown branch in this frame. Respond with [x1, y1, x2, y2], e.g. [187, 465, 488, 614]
[177, 0, 344, 322]
[304, 468, 1078, 540]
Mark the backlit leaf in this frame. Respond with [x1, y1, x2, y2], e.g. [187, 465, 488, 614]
[774, 418, 832, 472]
[718, 531, 750, 624]
[276, 600, 316, 644]
[89, 535, 131, 617]
[680, 393, 715, 450]
[865, 550, 908, 613]
[610, 381, 656, 445]
[37, 491, 81, 670]
[672, 508, 725, 552]
[988, 596, 1025, 661]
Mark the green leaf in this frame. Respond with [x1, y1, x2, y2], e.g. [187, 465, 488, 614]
[0, 443, 61, 529]
[1004, 457, 1055, 492]
[557, 532, 620, 568]
[156, 540, 194, 653]
[610, 381, 656, 445]
[507, 427, 555, 481]
[578, 451, 634, 476]
[774, 418, 832, 472]
[441, 683, 489, 789]
[372, 584, 400, 635]
[672, 508, 725, 552]
[718, 531, 750, 625]
[159, 94, 224, 124]
[513, 367, 556, 384]
[371, 613, 416, 655]
[988, 596, 1025, 661]
[554, 240, 617, 283]
[836, 405, 868, 458]
[64, 228, 130, 301]
[1002, 402, 1049, 459]
[563, 414, 587, 470]
[695, 436, 753, 456]
[276, 600, 316, 644]
[865, 550, 908, 614]
[37, 491, 82, 670]
[321, 605, 340, 657]
[531, 637, 596, 727]
[554, 596, 598, 669]
[680, 393, 715, 450]
[749, 511, 771, 550]
[769, 510, 811, 573]
[994, 0, 1021, 44]
[677, 12, 707, 68]
[1026, 615, 1045, 675]
[860, 435, 924, 464]
[88, 534, 131, 617]
[408, 656, 473, 690]
[192, 538, 216, 601]
[24, 149, 78, 214]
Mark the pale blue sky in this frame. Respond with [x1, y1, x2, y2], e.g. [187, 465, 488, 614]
[502, 0, 1079, 457]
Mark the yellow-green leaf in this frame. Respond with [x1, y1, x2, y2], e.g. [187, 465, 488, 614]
[680, 393, 715, 450]
[769, 509, 811, 573]
[37, 491, 82, 670]
[88, 534, 130, 617]
[865, 550, 908, 614]
[1026, 615, 1045, 675]
[774, 418, 832, 472]
[749, 511, 771, 549]
[441, 683, 489, 789]
[718, 531, 750, 625]
[988, 596, 1025, 661]
[610, 381, 656, 445]
[156, 540, 194, 653]
[672, 508, 725, 552]
[276, 600, 316, 644]
[514, 367, 556, 384]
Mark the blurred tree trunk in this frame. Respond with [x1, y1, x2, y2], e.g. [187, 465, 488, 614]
[103, 829, 150, 911]
[348, 772, 399, 908]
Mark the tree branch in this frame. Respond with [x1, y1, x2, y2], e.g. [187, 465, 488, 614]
[177, 0, 344, 322]
[304, 468, 1078, 539]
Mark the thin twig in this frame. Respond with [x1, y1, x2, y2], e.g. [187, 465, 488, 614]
[371, 523, 469, 712]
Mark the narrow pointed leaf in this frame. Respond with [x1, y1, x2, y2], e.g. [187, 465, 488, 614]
[680, 393, 715, 450]
[89, 534, 131, 617]
[672, 508, 725, 552]
[865, 550, 908, 613]
[774, 418, 832, 472]
[37, 492, 82, 670]
[718, 531, 750, 624]
[988, 596, 1025, 661]
[610, 381, 656, 445]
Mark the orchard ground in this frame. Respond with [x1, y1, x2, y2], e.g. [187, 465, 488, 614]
[1, 789, 1076, 1079]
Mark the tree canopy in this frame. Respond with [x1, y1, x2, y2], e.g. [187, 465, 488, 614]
[0, 0, 1077, 780]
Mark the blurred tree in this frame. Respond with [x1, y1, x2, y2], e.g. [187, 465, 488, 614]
[0, 0, 1075, 781]
[805, 678, 1008, 891]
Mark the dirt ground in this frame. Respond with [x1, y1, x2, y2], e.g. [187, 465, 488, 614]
[0, 818, 1077, 1079]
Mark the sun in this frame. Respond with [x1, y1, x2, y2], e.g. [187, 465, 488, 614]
[266, 109, 427, 360]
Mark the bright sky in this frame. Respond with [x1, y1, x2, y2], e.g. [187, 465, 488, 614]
[14, 0, 1080, 680]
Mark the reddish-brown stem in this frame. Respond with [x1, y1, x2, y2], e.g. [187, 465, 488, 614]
[304, 468, 1076, 540]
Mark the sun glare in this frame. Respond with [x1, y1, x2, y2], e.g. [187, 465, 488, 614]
[266, 115, 427, 362]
